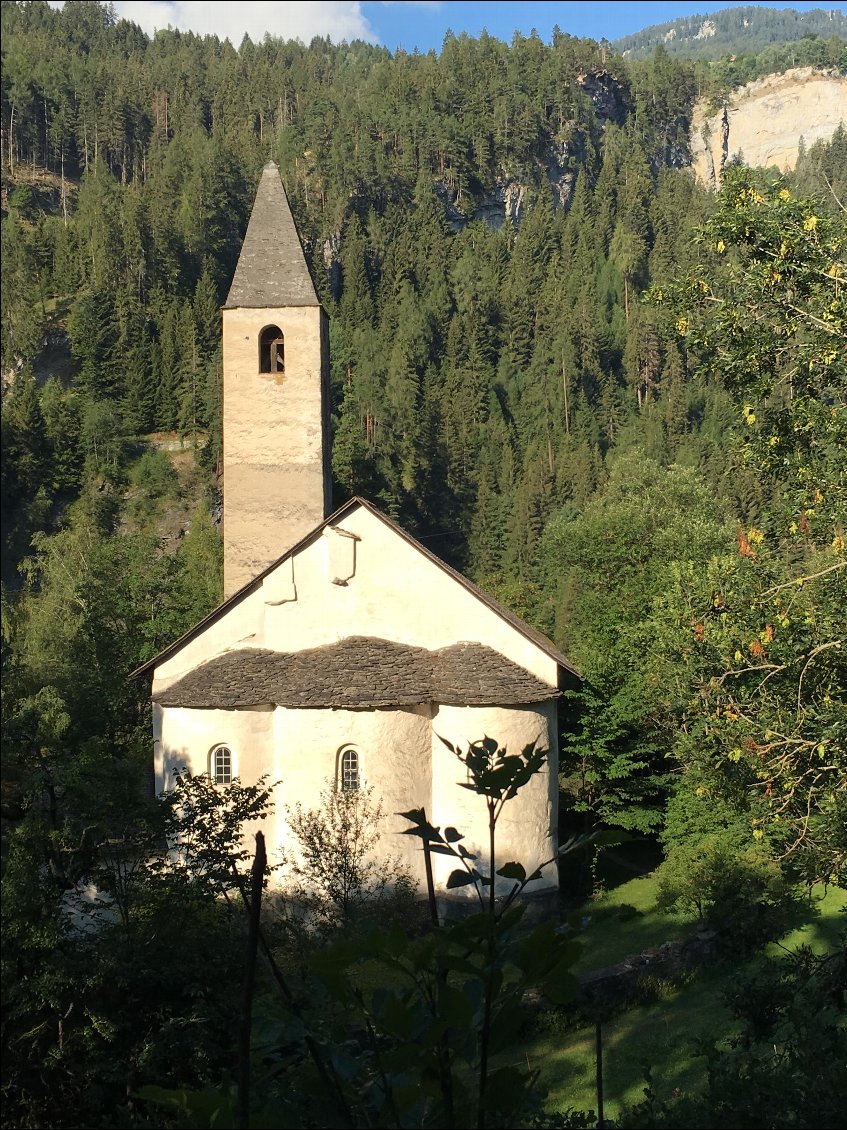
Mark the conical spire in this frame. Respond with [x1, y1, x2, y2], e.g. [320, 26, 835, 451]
[224, 162, 320, 308]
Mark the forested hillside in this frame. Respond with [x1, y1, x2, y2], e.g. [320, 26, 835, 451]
[616, 5, 847, 106]
[615, 3, 847, 59]
[3, 0, 807, 578]
[1, 3, 845, 1127]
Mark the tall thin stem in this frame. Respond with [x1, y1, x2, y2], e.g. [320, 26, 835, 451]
[237, 832, 265, 1130]
[227, 859, 357, 1128]
[421, 808, 454, 1128]
[488, 801, 497, 917]
[477, 800, 498, 1128]
[421, 807, 439, 929]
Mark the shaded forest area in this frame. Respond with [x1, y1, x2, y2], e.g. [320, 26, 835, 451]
[1, 2, 845, 1127]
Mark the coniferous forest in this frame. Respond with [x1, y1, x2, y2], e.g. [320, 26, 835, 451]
[1, 3, 845, 1128]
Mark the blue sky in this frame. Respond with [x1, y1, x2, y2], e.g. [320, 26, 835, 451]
[56, 2, 845, 51]
[367, 2, 847, 54]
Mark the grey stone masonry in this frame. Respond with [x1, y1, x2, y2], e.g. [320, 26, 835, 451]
[224, 162, 320, 308]
[154, 636, 561, 710]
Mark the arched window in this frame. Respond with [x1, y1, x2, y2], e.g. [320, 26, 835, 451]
[339, 747, 360, 792]
[211, 745, 233, 785]
[259, 325, 285, 374]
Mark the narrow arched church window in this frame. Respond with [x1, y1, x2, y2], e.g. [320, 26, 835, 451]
[259, 325, 285, 374]
[211, 744, 233, 785]
[340, 747, 360, 792]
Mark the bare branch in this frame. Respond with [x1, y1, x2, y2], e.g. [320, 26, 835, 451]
[759, 561, 846, 599]
[822, 171, 846, 214]
[797, 640, 843, 714]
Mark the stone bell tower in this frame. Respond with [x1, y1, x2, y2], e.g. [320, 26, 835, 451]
[222, 162, 331, 598]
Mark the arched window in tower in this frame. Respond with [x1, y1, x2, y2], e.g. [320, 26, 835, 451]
[339, 746, 360, 792]
[259, 325, 285, 375]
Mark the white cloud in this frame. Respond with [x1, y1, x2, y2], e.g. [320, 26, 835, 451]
[109, 2, 379, 45]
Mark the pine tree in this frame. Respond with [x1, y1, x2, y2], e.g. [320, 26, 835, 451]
[2, 369, 48, 499]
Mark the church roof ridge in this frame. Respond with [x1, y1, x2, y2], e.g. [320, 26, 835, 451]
[130, 496, 581, 682]
[223, 161, 321, 309]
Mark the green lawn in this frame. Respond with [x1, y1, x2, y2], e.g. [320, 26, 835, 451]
[526, 966, 733, 1118]
[764, 883, 846, 954]
[568, 874, 697, 975]
[519, 879, 846, 1122]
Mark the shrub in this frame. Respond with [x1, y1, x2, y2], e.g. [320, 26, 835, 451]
[655, 831, 802, 952]
[128, 448, 179, 518]
[286, 783, 416, 930]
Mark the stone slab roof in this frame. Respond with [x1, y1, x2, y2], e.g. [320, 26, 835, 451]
[224, 162, 320, 308]
[154, 636, 560, 710]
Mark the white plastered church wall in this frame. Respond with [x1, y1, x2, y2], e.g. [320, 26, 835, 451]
[271, 705, 434, 887]
[261, 506, 560, 685]
[430, 703, 559, 896]
[151, 504, 563, 894]
[156, 702, 281, 868]
[152, 504, 561, 692]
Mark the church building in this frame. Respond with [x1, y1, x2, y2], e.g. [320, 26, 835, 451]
[134, 163, 579, 895]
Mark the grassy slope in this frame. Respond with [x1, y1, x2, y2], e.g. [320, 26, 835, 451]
[521, 876, 846, 1120]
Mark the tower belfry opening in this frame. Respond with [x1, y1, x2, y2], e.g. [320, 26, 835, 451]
[260, 325, 285, 374]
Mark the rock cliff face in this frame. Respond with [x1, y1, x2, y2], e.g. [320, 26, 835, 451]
[690, 68, 847, 188]
[430, 68, 628, 231]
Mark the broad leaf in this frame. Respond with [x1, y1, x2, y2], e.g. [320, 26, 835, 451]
[496, 861, 526, 881]
[445, 868, 478, 888]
